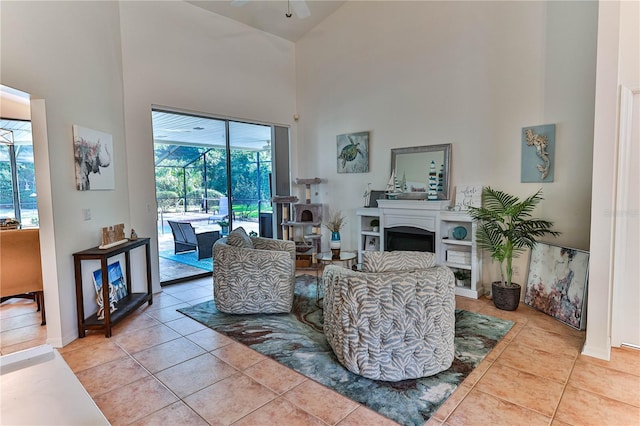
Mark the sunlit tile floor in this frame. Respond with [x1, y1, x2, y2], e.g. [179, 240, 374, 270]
[2, 272, 639, 425]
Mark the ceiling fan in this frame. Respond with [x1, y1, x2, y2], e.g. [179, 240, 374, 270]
[231, 0, 311, 19]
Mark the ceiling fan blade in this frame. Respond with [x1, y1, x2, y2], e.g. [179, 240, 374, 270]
[291, 0, 311, 19]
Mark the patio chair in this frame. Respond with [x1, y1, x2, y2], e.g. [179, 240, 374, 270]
[208, 196, 230, 224]
[168, 220, 220, 260]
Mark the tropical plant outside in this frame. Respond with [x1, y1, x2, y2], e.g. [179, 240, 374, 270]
[154, 144, 272, 215]
[467, 187, 560, 287]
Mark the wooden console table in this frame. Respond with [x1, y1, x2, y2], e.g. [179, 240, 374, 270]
[73, 238, 152, 337]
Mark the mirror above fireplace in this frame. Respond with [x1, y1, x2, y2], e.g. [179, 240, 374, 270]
[390, 143, 451, 200]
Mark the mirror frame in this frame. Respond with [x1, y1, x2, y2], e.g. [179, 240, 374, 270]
[390, 143, 452, 200]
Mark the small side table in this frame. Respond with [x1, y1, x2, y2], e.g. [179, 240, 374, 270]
[316, 251, 357, 306]
[73, 238, 153, 338]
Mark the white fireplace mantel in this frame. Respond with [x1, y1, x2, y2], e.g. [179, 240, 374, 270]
[376, 199, 449, 232]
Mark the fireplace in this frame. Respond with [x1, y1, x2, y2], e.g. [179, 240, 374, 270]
[385, 226, 435, 253]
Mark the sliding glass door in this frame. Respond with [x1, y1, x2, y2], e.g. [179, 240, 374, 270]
[152, 109, 280, 283]
[228, 121, 272, 236]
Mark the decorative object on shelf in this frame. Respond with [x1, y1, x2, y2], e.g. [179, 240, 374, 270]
[363, 183, 372, 207]
[451, 226, 467, 240]
[92, 261, 127, 320]
[370, 218, 379, 232]
[454, 269, 471, 287]
[337, 131, 369, 173]
[524, 243, 589, 330]
[325, 209, 346, 259]
[427, 160, 438, 200]
[365, 235, 379, 251]
[99, 223, 127, 249]
[130, 228, 138, 240]
[467, 187, 560, 311]
[454, 184, 483, 211]
[385, 170, 401, 199]
[391, 143, 451, 201]
[73, 124, 114, 191]
[364, 190, 386, 208]
[521, 123, 555, 182]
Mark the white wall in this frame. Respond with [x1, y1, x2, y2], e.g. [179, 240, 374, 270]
[118, 1, 297, 290]
[585, 0, 640, 360]
[295, 1, 597, 286]
[1, 1, 130, 345]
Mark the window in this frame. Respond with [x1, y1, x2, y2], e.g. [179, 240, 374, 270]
[0, 119, 38, 228]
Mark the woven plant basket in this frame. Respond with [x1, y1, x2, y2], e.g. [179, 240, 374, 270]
[491, 282, 521, 311]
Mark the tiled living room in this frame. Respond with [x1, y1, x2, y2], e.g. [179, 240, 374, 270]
[1, 0, 639, 425]
[1, 273, 638, 425]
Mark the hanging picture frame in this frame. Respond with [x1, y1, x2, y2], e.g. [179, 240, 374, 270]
[73, 125, 115, 190]
[521, 123, 555, 182]
[337, 131, 369, 173]
[524, 243, 589, 330]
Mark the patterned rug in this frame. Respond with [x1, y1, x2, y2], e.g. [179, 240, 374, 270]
[158, 248, 213, 271]
[178, 275, 513, 425]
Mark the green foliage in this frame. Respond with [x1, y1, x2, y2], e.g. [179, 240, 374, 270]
[154, 145, 272, 213]
[467, 187, 560, 287]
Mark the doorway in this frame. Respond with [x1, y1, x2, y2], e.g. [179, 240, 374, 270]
[152, 109, 276, 284]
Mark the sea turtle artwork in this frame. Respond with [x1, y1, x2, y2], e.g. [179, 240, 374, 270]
[336, 131, 369, 173]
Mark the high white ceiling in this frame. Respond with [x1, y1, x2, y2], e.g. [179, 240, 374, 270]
[186, 0, 346, 42]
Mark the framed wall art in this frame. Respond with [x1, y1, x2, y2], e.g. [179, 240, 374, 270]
[521, 123, 555, 183]
[337, 131, 369, 173]
[524, 242, 589, 330]
[73, 125, 114, 190]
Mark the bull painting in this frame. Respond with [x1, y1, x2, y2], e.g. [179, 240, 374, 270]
[73, 125, 115, 190]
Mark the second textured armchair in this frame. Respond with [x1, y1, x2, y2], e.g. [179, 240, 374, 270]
[323, 250, 456, 381]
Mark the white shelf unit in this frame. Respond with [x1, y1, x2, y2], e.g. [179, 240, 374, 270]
[438, 211, 482, 298]
[356, 208, 381, 264]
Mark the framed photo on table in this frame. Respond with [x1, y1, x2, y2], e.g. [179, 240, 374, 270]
[524, 243, 589, 330]
[364, 235, 380, 251]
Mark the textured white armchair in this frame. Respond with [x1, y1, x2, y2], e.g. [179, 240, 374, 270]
[213, 228, 296, 314]
[323, 251, 455, 381]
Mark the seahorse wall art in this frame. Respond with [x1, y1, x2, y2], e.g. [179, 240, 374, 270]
[521, 124, 555, 183]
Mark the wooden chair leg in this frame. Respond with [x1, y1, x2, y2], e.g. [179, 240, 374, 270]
[38, 291, 46, 325]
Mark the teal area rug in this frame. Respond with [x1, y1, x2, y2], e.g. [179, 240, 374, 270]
[158, 248, 213, 271]
[178, 275, 513, 425]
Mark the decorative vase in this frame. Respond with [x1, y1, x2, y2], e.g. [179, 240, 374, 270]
[330, 231, 341, 259]
[491, 281, 521, 311]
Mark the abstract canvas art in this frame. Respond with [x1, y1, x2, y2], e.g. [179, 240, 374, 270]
[524, 243, 589, 330]
[73, 125, 114, 190]
[521, 123, 555, 183]
[337, 131, 369, 173]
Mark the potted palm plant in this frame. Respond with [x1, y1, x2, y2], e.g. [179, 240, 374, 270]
[467, 187, 560, 311]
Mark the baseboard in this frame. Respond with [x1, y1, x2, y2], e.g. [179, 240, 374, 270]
[581, 339, 611, 361]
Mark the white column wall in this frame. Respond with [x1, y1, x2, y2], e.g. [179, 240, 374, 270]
[1, 1, 129, 345]
[118, 1, 297, 292]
